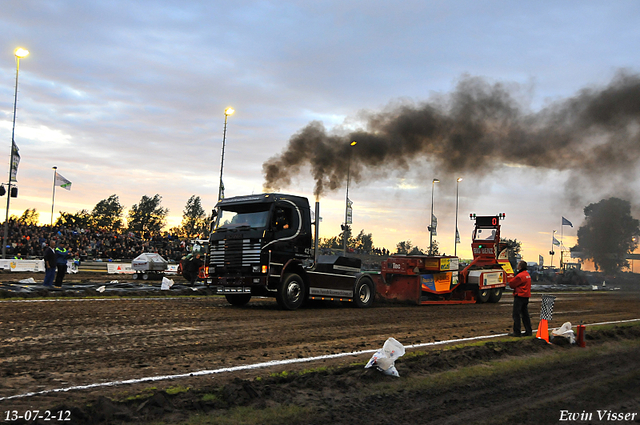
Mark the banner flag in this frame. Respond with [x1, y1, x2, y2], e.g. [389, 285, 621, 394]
[562, 217, 573, 227]
[455, 228, 460, 244]
[55, 173, 72, 190]
[430, 215, 438, 236]
[10, 141, 20, 182]
[346, 198, 353, 224]
[539, 255, 544, 267]
[553, 237, 561, 246]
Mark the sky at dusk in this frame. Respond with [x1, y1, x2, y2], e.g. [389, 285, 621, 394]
[1, 1, 640, 263]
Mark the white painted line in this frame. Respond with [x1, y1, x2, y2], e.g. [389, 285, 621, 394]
[1, 317, 638, 402]
[576, 318, 640, 327]
[0, 297, 202, 303]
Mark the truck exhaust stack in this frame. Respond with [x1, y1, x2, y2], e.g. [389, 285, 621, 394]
[314, 200, 320, 262]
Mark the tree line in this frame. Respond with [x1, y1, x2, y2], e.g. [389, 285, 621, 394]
[14, 194, 210, 239]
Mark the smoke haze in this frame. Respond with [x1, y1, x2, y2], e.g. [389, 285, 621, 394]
[263, 72, 640, 204]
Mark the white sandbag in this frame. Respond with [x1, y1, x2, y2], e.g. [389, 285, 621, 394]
[552, 321, 576, 344]
[20, 277, 36, 284]
[552, 322, 572, 336]
[365, 337, 405, 377]
[97, 285, 106, 293]
[161, 277, 174, 290]
[382, 337, 406, 359]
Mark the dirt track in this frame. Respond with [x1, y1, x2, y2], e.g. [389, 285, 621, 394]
[0, 272, 639, 424]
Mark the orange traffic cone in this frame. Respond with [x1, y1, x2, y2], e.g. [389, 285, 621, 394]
[536, 319, 550, 343]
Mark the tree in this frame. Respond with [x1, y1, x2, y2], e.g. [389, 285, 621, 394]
[91, 194, 124, 231]
[354, 229, 374, 252]
[427, 240, 440, 256]
[127, 194, 169, 236]
[396, 240, 413, 254]
[17, 208, 39, 226]
[181, 195, 207, 238]
[410, 246, 425, 255]
[319, 236, 341, 250]
[577, 197, 640, 274]
[55, 210, 91, 229]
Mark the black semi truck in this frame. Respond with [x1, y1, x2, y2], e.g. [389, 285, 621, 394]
[208, 193, 376, 310]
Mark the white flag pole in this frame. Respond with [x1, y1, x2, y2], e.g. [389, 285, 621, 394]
[560, 220, 564, 268]
[51, 166, 57, 226]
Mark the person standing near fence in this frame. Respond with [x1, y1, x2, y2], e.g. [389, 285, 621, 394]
[43, 240, 56, 287]
[508, 260, 532, 337]
[54, 241, 70, 287]
[189, 253, 203, 285]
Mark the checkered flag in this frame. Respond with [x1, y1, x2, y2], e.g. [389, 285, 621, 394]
[540, 294, 556, 321]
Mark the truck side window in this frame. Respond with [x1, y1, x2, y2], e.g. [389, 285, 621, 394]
[272, 206, 299, 238]
[274, 208, 291, 231]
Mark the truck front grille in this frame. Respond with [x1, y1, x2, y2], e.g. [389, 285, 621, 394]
[210, 238, 261, 271]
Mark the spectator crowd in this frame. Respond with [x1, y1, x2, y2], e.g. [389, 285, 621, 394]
[3, 220, 193, 262]
[3, 220, 393, 265]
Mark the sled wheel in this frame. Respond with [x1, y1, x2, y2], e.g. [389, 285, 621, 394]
[225, 294, 252, 306]
[476, 288, 490, 303]
[488, 288, 503, 303]
[276, 273, 306, 310]
[354, 278, 375, 308]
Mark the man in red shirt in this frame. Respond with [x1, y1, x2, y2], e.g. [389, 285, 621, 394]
[508, 260, 532, 337]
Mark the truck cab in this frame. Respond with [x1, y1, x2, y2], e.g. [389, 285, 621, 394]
[209, 193, 375, 310]
[210, 193, 312, 308]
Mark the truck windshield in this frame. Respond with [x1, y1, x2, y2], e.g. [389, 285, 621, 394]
[474, 228, 496, 241]
[215, 209, 270, 230]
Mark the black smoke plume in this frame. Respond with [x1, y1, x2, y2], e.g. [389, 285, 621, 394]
[263, 72, 640, 201]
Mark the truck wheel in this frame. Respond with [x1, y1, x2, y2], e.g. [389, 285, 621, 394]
[476, 288, 490, 303]
[225, 294, 252, 306]
[277, 273, 306, 310]
[132, 273, 138, 280]
[488, 288, 503, 303]
[142, 273, 149, 281]
[354, 278, 375, 308]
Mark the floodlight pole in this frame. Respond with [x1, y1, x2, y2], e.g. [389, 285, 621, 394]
[3, 48, 28, 259]
[217, 107, 234, 202]
[429, 178, 439, 255]
[454, 177, 462, 256]
[343, 141, 357, 256]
